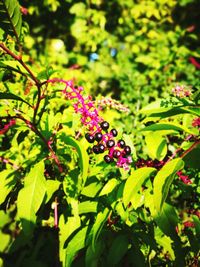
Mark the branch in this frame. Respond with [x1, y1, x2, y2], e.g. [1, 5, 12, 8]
[0, 43, 41, 87]
[180, 139, 200, 159]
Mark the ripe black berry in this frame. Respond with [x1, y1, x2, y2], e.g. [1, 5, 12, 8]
[106, 139, 115, 148]
[93, 145, 100, 154]
[94, 132, 103, 142]
[85, 133, 95, 143]
[99, 144, 105, 153]
[100, 121, 109, 131]
[124, 145, 131, 155]
[104, 155, 113, 163]
[113, 150, 121, 158]
[118, 139, 125, 148]
[111, 128, 118, 137]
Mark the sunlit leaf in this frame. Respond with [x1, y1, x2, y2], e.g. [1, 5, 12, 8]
[17, 161, 46, 234]
[153, 158, 184, 214]
[99, 178, 119, 196]
[123, 167, 156, 207]
[0, 170, 16, 205]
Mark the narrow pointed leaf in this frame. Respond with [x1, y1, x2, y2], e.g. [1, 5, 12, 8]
[0, 0, 22, 40]
[141, 122, 197, 135]
[91, 208, 109, 250]
[99, 178, 119, 196]
[153, 158, 184, 214]
[0, 92, 32, 107]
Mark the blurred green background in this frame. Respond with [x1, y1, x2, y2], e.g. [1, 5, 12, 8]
[20, 0, 200, 110]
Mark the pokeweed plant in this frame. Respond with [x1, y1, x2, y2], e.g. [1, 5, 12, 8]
[0, 1, 200, 267]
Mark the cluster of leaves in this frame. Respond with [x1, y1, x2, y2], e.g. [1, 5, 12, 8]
[0, 0, 200, 267]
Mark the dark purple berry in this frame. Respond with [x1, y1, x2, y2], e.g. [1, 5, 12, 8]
[113, 150, 121, 158]
[100, 121, 109, 131]
[99, 144, 105, 153]
[85, 133, 95, 143]
[111, 128, 118, 137]
[104, 155, 113, 163]
[118, 139, 125, 148]
[93, 145, 100, 154]
[94, 132, 103, 142]
[124, 145, 131, 155]
[106, 139, 115, 148]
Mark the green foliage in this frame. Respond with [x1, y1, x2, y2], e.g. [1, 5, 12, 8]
[0, 0, 22, 41]
[0, 0, 200, 266]
[153, 158, 184, 214]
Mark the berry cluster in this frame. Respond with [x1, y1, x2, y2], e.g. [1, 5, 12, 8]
[85, 120, 132, 170]
[47, 79, 132, 170]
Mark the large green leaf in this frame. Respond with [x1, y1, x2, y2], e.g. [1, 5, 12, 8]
[17, 161, 46, 235]
[153, 158, 184, 214]
[0, 92, 32, 107]
[0, 0, 22, 40]
[64, 226, 90, 267]
[123, 167, 156, 207]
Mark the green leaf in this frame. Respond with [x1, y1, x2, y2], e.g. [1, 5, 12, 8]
[154, 227, 175, 260]
[81, 181, 102, 197]
[107, 235, 129, 266]
[0, 92, 32, 107]
[59, 215, 81, 264]
[62, 135, 89, 185]
[0, 170, 16, 205]
[183, 106, 200, 116]
[65, 226, 90, 267]
[0, 61, 28, 75]
[91, 208, 109, 251]
[17, 161, 46, 235]
[99, 178, 119, 196]
[85, 241, 104, 267]
[123, 167, 156, 207]
[78, 201, 98, 214]
[145, 132, 167, 160]
[0, 0, 22, 40]
[141, 122, 197, 135]
[155, 203, 179, 237]
[45, 180, 60, 203]
[153, 158, 184, 214]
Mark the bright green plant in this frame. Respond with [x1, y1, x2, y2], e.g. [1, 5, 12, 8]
[0, 1, 200, 267]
